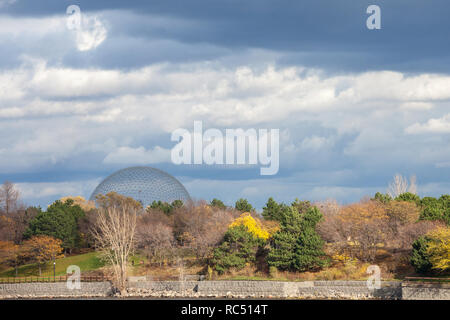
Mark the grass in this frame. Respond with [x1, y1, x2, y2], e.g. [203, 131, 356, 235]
[0, 251, 104, 277]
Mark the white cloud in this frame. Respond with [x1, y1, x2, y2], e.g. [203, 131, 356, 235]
[103, 146, 171, 165]
[74, 14, 107, 51]
[17, 179, 100, 203]
[1, 58, 450, 187]
[300, 136, 332, 151]
[405, 114, 450, 134]
[0, 12, 107, 52]
[400, 102, 433, 110]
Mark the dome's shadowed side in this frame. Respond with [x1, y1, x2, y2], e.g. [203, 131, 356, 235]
[90, 166, 191, 207]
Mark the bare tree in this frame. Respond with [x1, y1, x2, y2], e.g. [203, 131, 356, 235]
[318, 200, 390, 262]
[173, 203, 237, 261]
[92, 204, 137, 293]
[137, 221, 174, 267]
[387, 174, 409, 198]
[0, 181, 21, 215]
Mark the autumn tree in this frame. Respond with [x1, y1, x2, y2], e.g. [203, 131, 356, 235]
[22, 236, 63, 276]
[137, 209, 174, 265]
[60, 196, 96, 212]
[25, 200, 85, 252]
[385, 201, 421, 239]
[320, 200, 389, 262]
[0, 241, 22, 276]
[137, 221, 174, 267]
[92, 203, 137, 293]
[0, 215, 15, 242]
[95, 191, 142, 211]
[173, 202, 237, 261]
[426, 227, 450, 273]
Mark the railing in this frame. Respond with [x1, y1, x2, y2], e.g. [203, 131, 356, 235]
[404, 276, 450, 284]
[0, 275, 109, 284]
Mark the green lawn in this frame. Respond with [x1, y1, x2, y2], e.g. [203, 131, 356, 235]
[0, 251, 104, 277]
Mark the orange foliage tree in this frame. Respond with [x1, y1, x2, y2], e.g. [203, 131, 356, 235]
[22, 236, 63, 276]
[327, 200, 389, 262]
[0, 241, 21, 275]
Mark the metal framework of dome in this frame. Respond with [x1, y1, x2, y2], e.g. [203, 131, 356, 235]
[90, 166, 191, 207]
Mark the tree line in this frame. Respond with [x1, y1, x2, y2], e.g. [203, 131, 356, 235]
[0, 178, 449, 293]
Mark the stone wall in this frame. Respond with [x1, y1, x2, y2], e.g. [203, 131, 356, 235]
[0, 280, 449, 299]
[402, 282, 450, 300]
[0, 282, 112, 299]
[127, 280, 402, 299]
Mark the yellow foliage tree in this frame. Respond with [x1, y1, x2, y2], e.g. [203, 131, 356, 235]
[23, 235, 64, 276]
[229, 212, 271, 240]
[426, 227, 450, 272]
[60, 196, 96, 212]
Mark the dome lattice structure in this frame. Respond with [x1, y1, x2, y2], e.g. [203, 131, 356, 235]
[90, 166, 191, 207]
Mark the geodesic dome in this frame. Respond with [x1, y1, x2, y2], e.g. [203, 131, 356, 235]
[90, 166, 191, 208]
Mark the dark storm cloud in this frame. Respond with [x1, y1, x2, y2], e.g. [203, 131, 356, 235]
[3, 0, 450, 72]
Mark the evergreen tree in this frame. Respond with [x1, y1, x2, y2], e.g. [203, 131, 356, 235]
[372, 192, 392, 204]
[235, 198, 254, 212]
[262, 197, 282, 221]
[411, 236, 433, 274]
[267, 205, 328, 271]
[212, 225, 264, 274]
[395, 192, 420, 203]
[210, 198, 226, 210]
[24, 199, 85, 252]
[291, 198, 311, 215]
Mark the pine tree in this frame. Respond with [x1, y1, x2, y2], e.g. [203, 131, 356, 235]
[262, 197, 281, 221]
[267, 205, 328, 271]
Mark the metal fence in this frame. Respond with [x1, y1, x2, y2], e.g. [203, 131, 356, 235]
[0, 275, 108, 284]
[404, 276, 450, 284]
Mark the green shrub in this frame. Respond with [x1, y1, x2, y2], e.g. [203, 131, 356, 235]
[395, 192, 420, 203]
[211, 225, 264, 274]
[410, 236, 432, 274]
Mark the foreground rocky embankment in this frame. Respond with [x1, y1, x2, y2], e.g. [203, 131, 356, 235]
[0, 280, 449, 300]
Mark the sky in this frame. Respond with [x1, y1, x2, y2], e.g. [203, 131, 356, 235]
[0, 0, 450, 210]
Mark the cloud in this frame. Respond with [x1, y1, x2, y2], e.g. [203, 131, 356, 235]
[17, 179, 101, 204]
[0, 0, 16, 8]
[0, 57, 449, 206]
[103, 146, 171, 165]
[405, 114, 450, 134]
[0, 59, 449, 176]
[73, 13, 107, 51]
[300, 136, 332, 152]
